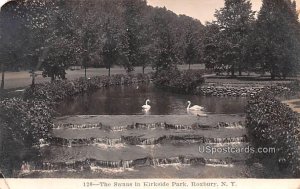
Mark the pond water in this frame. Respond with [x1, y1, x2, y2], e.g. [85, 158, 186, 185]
[21, 84, 257, 178]
[56, 84, 247, 116]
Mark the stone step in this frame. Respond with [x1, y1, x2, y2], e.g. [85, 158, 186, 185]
[50, 135, 248, 146]
[41, 143, 248, 162]
[52, 125, 246, 140]
[53, 115, 245, 129]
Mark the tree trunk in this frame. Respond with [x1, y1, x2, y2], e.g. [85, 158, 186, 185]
[1, 63, 5, 90]
[0, 118, 3, 154]
[282, 72, 287, 80]
[231, 65, 235, 77]
[188, 63, 191, 70]
[108, 66, 111, 77]
[51, 74, 55, 83]
[271, 72, 275, 80]
[142, 66, 145, 74]
[238, 66, 242, 76]
[31, 72, 35, 87]
[84, 66, 87, 78]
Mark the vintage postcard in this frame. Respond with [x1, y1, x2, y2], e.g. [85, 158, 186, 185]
[0, 0, 300, 188]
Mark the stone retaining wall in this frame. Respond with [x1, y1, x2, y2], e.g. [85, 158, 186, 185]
[197, 83, 291, 97]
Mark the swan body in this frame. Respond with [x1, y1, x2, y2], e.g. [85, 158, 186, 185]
[142, 99, 151, 110]
[187, 101, 204, 111]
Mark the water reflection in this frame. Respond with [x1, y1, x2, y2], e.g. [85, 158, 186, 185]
[142, 109, 151, 115]
[56, 84, 247, 115]
[187, 109, 208, 117]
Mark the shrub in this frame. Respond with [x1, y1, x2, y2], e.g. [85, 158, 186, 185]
[246, 91, 300, 177]
[0, 98, 54, 176]
[0, 98, 54, 146]
[153, 68, 205, 93]
[24, 74, 150, 102]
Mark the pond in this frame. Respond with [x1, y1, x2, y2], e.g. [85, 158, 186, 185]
[21, 84, 257, 178]
[56, 84, 247, 116]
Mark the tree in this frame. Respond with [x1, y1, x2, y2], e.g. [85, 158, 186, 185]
[67, 0, 99, 79]
[102, 19, 120, 76]
[177, 15, 204, 69]
[38, 0, 78, 82]
[151, 7, 178, 72]
[136, 6, 156, 74]
[202, 22, 225, 73]
[121, 0, 146, 73]
[85, 0, 125, 76]
[255, 0, 300, 79]
[0, 1, 23, 90]
[18, 0, 71, 84]
[214, 0, 255, 76]
[0, 0, 210, 81]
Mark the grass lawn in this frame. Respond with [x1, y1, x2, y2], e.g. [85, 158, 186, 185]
[0, 64, 205, 90]
[1, 64, 299, 90]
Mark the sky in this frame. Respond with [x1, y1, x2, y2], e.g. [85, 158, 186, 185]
[0, 0, 11, 10]
[147, 0, 300, 23]
[0, 0, 8, 8]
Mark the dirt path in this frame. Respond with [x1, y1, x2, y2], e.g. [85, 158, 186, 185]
[282, 99, 300, 113]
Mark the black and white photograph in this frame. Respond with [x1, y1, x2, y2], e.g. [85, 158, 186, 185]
[0, 0, 300, 183]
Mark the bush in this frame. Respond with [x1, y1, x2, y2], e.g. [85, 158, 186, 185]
[24, 74, 150, 102]
[1, 74, 150, 176]
[246, 91, 300, 177]
[0, 98, 54, 146]
[0, 98, 54, 176]
[286, 80, 300, 94]
[153, 68, 205, 93]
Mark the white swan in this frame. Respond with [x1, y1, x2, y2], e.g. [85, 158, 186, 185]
[142, 99, 151, 110]
[187, 101, 204, 111]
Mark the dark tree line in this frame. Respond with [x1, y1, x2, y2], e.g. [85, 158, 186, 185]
[203, 0, 300, 79]
[0, 0, 299, 90]
[0, 0, 204, 89]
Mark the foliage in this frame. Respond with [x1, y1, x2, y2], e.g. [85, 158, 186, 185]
[121, 0, 147, 72]
[150, 8, 179, 71]
[203, 0, 255, 76]
[24, 74, 150, 102]
[177, 15, 204, 69]
[0, 1, 28, 90]
[0, 98, 53, 176]
[153, 68, 205, 93]
[254, 0, 300, 79]
[0, 0, 205, 84]
[0, 1, 30, 71]
[202, 0, 300, 79]
[2, 0, 299, 82]
[202, 23, 224, 73]
[246, 91, 300, 177]
[0, 98, 53, 146]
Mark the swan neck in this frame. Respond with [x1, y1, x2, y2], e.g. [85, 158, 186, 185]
[187, 102, 191, 109]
